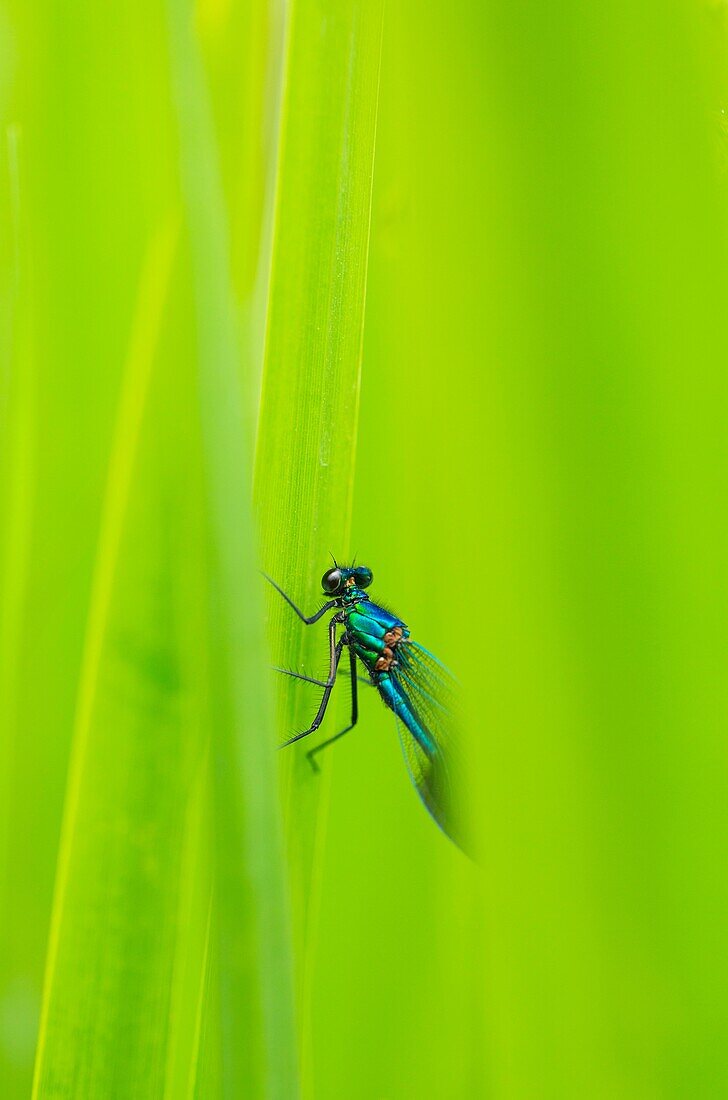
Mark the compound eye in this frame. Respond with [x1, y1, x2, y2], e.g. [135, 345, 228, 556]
[321, 568, 343, 594]
[356, 568, 373, 589]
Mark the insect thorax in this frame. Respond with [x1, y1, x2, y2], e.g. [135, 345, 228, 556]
[343, 598, 409, 673]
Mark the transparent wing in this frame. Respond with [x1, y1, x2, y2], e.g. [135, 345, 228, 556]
[389, 642, 471, 854]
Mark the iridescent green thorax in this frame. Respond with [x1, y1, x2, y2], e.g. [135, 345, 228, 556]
[341, 593, 410, 675]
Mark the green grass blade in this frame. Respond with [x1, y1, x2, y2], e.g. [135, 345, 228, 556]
[255, 0, 383, 560]
[0, 124, 39, 1100]
[1, 5, 201, 1094]
[252, 0, 383, 1086]
[30, 223, 204, 1097]
[162, 753, 213, 1100]
[165, 1, 297, 1095]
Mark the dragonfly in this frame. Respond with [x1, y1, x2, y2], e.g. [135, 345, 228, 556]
[266, 562, 468, 852]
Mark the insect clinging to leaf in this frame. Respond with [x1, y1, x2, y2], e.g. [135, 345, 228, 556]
[266, 562, 468, 853]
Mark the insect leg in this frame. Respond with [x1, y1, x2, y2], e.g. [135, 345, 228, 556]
[271, 663, 369, 688]
[272, 667, 330, 687]
[263, 573, 337, 624]
[279, 617, 343, 748]
[306, 646, 359, 771]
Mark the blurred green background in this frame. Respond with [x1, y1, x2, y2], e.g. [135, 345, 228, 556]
[3, 0, 728, 1097]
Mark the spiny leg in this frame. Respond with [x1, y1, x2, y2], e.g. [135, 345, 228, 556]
[307, 646, 359, 772]
[272, 665, 373, 688]
[279, 617, 343, 749]
[263, 573, 337, 624]
[273, 667, 329, 687]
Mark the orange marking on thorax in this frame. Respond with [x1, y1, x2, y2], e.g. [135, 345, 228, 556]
[374, 626, 405, 670]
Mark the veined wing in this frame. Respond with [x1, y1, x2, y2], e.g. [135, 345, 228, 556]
[387, 642, 471, 854]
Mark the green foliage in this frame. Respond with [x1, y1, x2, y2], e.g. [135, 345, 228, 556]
[1, 0, 297, 1095]
[253, 1, 383, 1085]
[3, 0, 728, 1097]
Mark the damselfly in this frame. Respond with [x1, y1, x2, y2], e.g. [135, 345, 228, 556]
[267, 563, 467, 851]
